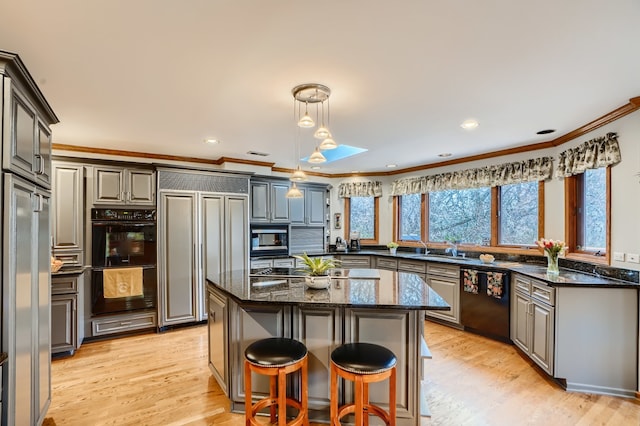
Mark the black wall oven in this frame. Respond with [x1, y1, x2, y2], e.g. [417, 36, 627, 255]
[250, 224, 289, 257]
[91, 208, 157, 316]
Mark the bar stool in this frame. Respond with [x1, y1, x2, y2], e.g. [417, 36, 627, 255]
[244, 337, 309, 426]
[330, 342, 397, 426]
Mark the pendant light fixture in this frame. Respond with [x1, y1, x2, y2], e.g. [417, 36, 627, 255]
[285, 181, 304, 198]
[291, 83, 339, 161]
[287, 95, 308, 198]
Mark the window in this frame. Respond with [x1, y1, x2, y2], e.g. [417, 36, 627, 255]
[428, 188, 491, 244]
[397, 193, 424, 241]
[499, 181, 539, 246]
[345, 196, 378, 242]
[566, 167, 608, 254]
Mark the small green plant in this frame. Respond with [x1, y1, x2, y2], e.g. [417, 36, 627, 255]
[386, 242, 399, 249]
[293, 253, 340, 276]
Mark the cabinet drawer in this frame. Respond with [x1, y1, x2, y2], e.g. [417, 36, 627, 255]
[92, 312, 157, 336]
[250, 259, 273, 269]
[53, 251, 83, 268]
[398, 260, 426, 274]
[339, 256, 371, 268]
[273, 258, 295, 268]
[514, 275, 532, 295]
[426, 263, 459, 278]
[51, 276, 79, 294]
[375, 257, 398, 270]
[531, 280, 555, 306]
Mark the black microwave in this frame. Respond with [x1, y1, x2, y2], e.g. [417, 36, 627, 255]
[250, 225, 289, 257]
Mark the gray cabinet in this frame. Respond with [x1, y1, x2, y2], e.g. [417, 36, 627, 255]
[93, 165, 155, 206]
[290, 185, 327, 226]
[2, 76, 53, 189]
[208, 288, 228, 395]
[52, 161, 85, 267]
[229, 301, 291, 406]
[250, 179, 290, 223]
[511, 274, 555, 375]
[51, 273, 84, 355]
[336, 255, 371, 268]
[2, 174, 51, 426]
[159, 190, 248, 327]
[424, 263, 460, 325]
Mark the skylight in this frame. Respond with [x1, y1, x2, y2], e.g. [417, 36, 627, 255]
[301, 145, 367, 163]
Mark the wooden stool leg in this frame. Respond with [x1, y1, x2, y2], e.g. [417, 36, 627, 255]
[389, 366, 396, 426]
[354, 375, 364, 426]
[330, 363, 338, 425]
[269, 374, 278, 423]
[363, 382, 370, 426]
[244, 361, 252, 426]
[301, 356, 309, 426]
[278, 367, 287, 425]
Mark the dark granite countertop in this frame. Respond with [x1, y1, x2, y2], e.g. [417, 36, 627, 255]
[328, 250, 640, 289]
[207, 268, 451, 311]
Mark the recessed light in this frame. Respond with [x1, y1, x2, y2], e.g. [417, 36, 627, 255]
[536, 129, 556, 135]
[461, 119, 479, 130]
[386, 164, 397, 168]
[311, 166, 321, 170]
[204, 139, 220, 144]
[438, 153, 452, 158]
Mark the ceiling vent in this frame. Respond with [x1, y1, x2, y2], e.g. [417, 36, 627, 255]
[247, 151, 270, 157]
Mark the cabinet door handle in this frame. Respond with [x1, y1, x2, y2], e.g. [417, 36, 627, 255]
[32, 193, 43, 212]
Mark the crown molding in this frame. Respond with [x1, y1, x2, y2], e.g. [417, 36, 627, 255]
[53, 95, 640, 178]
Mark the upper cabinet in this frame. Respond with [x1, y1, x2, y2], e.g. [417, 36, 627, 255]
[1, 53, 58, 189]
[92, 165, 156, 206]
[289, 185, 327, 226]
[52, 161, 85, 267]
[250, 179, 290, 223]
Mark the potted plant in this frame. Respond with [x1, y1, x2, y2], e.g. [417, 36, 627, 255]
[293, 253, 340, 289]
[386, 242, 399, 255]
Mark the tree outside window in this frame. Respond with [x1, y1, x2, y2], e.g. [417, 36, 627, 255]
[578, 167, 606, 251]
[398, 193, 423, 241]
[499, 181, 539, 245]
[428, 188, 491, 244]
[348, 196, 376, 240]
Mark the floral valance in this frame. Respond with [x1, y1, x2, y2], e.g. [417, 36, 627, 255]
[555, 132, 621, 178]
[390, 156, 553, 196]
[338, 181, 383, 198]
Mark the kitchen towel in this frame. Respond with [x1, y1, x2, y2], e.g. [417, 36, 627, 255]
[487, 272, 504, 299]
[462, 269, 478, 294]
[103, 267, 143, 298]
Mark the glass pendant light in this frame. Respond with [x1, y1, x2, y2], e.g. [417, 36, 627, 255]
[297, 102, 315, 128]
[319, 137, 337, 150]
[290, 165, 308, 182]
[308, 147, 327, 163]
[286, 182, 304, 198]
[314, 100, 331, 139]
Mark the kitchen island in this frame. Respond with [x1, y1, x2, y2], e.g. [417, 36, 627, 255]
[206, 268, 450, 425]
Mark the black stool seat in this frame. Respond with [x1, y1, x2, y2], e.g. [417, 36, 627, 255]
[331, 342, 396, 374]
[245, 337, 307, 367]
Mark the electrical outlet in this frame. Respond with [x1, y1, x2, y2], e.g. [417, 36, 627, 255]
[627, 253, 640, 263]
[613, 252, 625, 262]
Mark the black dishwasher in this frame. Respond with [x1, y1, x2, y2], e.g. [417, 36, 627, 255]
[460, 268, 510, 343]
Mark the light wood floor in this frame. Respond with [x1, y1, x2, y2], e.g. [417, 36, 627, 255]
[46, 322, 640, 425]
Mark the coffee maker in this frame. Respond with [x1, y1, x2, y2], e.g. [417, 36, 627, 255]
[349, 231, 361, 251]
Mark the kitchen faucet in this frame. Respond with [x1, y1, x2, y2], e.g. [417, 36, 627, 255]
[418, 240, 429, 254]
[445, 241, 458, 257]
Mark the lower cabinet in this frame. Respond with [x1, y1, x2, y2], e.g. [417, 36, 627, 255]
[424, 263, 460, 325]
[208, 289, 228, 395]
[335, 255, 371, 268]
[91, 311, 157, 337]
[510, 274, 555, 375]
[51, 273, 84, 356]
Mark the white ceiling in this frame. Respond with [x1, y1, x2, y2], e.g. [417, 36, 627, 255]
[1, 0, 639, 174]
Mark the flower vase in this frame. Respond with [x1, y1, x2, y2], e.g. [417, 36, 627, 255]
[389, 247, 397, 255]
[546, 251, 559, 275]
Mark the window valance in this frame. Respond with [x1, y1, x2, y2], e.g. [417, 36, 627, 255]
[390, 156, 553, 196]
[338, 181, 383, 198]
[555, 132, 621, 178]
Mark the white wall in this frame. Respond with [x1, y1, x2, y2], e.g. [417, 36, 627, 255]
[328, 110, 640, 272]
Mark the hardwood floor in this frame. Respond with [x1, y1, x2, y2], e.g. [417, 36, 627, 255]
[46, 321, 640, 425]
